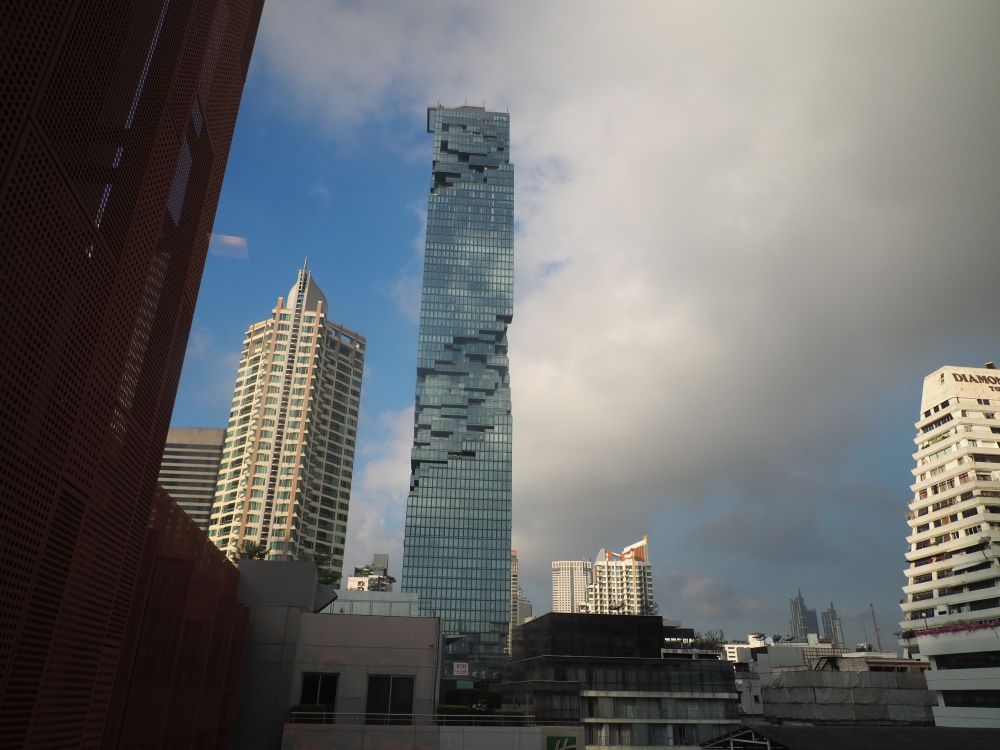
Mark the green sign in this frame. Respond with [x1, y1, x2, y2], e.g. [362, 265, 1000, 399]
[546, 737, 578, 750]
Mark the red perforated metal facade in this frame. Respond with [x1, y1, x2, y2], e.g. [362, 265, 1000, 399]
[0, 2, 263, 746]
[105, 487, 247, 748]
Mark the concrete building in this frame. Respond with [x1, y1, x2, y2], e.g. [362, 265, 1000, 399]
[723, 637, 845, 715]
[0, 3, 263, 744]
[789, 588, 820, 642]
[283, 723, 583, 750]
[589, 536, 655, 616]
[322, 590, 421, 617]
[723, 636, 927, 720]
[234, 560, 435, 749]
[552, 559, 592, 613]
[158, 427, 225, 532]
[208, 264, 364, 583]
[900, 364, 1000, 727]
[503, 613, 739, 747]
[703, 724, 1000, 749]
[346, 553, 395, 592]
[761, 659, 934, 725]
[237, 561, 578, 750]
[821, 601, 847, 650]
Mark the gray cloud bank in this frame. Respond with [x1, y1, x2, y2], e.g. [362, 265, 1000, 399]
[257, 0, 1000, 638]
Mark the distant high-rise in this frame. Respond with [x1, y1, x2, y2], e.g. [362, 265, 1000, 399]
[789, 588, 819, 642]
[552, 560, 593, 614]
[518, 591, 533, 623]
[158, 427, 226, 532]
[589, 537, 655, 616]
[207, 265, 364, 583]
[401, 105, 514, 678]
[900, 364, 1000, 727]
[0, 3, 263, 745]
[821, 602, 846, 650]
[507, 550, 533, 652]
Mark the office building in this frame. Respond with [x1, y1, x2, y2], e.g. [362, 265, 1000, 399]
[506, 550, 533, 653]
[790, 588, 820, 642]
[0, 3, 263, 745]
[401, 105, 514, 678]
[158, 427, 225, 532]
[900, 364, 1000, 727]
[589, 536, 655, 616]
[821, 601, 846, 650]
[503, 613, 739, 747]
[518, 591, 533, 623]
[208, 264, 364, 583]
[552, 559, 593, 613]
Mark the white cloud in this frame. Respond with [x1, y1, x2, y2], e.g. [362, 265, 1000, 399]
[308, 182, 333, 207]
[382, 202, 426, 323]
[255, 0, 1000, 632]
[208, 232, 249, 259]
[343, 406, 414, 576]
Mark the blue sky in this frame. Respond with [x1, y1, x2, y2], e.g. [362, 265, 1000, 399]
[171, 0, 1000, 647]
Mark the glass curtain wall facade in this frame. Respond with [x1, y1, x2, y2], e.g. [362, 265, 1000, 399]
[402, 106, 514, 678]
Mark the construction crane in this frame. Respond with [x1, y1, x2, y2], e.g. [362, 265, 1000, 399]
[869, 602, 883, 651]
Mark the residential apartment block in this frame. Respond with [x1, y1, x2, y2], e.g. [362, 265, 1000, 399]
[589, 536, 655, 616]
[208, 264, 363, 582]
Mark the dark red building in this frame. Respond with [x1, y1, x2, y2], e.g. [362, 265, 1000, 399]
[106, 487, 247, 748]
[0, 3, 263, 746]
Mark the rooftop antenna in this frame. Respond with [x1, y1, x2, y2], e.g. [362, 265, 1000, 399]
[869, 603, 883, 651]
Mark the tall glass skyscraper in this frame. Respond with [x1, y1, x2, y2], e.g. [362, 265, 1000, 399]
[402, 105, 514, 679]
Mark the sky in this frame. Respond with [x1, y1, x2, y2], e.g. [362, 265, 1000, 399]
[171, 0, 1000, 647]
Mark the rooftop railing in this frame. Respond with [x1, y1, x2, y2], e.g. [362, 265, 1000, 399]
[287, 711, 536, 727]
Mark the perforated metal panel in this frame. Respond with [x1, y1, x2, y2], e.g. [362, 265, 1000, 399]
[104, 487, 248, 748]
[0, 2, 264, 746]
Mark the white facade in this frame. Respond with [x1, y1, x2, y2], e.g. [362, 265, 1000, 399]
[589, 536, 655, 616]
[208, 264, 364, 583]
[900, 364, 1000, 727]
[551, 559, 592, 613]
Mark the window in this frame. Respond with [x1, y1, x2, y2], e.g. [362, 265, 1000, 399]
[942, 690, 1000, 708]
[300, 672, 338, 708]
[935, 651, 1000, 670]
[365, 675, 414, 725]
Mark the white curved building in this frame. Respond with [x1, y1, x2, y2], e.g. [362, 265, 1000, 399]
[900, 364, 1000, 727]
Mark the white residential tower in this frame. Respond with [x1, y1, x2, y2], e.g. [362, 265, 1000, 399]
[900, 364, 1000, 727]
[207, 264, 364, 582]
